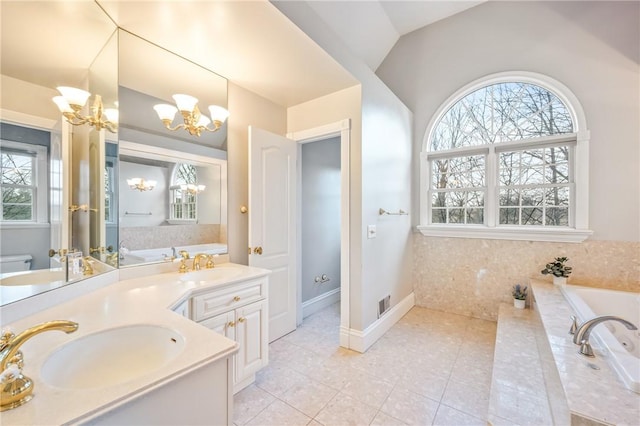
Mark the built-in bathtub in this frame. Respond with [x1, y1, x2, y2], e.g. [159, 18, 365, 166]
[560, 284, 640, 393]
[123, 243, 227, 265]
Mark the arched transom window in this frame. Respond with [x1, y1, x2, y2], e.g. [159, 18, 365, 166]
[419, 73, 591, 242]
[170, 163, 198, 221]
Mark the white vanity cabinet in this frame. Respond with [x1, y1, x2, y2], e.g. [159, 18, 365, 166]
[192, 276, 269, 393]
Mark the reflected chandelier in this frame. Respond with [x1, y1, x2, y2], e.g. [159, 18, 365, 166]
[52, 86, 118, 133]
[181, 184, 206, 195]
[127, 178, 156, 192]
[153, 94, 229, 137]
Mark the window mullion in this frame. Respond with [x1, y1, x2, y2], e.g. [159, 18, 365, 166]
[486, 146, 496, 227]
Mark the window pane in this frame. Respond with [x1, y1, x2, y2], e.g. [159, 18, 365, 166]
[545, 163, 569, 184]
[499, 189, 519, 206]
[545, 187, 570, 206]
[521, 188, 543, 206]
[521, 208, 543, 225]
[432, 192, 446, 208]
[546, 207, 569, 226]
[499, 167, 520, 185]
[446, 191, 466, 207]
[3, 204, 32, 220]
[2, 187, 32, 204]
[545, 146, 569, 164]
[522, 149, 544, 166]
[1, 153, 33, 185]
[500, 208, 519, 225]
[449, 208, 464, 223]
[466, 208, 484, 224]
[467, 191, 484, 207]
[521, 166, 544, 185]
[432, 208, 446, 224]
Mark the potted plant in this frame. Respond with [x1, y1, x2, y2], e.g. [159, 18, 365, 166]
[541, 257, 572, 285]
[512, 284, 527, 309]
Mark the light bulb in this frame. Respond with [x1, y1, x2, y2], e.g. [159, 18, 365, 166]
[196, 114, 211, 128]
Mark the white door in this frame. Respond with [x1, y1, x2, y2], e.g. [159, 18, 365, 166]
[248, 126, 297, 342]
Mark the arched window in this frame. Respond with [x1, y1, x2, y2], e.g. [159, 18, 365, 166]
[419, 72, 591, 242]
[170, 163, 199, 222]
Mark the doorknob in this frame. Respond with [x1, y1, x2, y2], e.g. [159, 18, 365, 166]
[253, 246, 263, 255]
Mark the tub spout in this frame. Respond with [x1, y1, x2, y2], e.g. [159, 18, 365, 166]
[572, 315, 638, 357]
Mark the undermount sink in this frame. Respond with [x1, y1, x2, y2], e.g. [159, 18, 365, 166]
[0, 269, 65, 286]
[178, 266, 244, 282]
[41, 325, 184, 390]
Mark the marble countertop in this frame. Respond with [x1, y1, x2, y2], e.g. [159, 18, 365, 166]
[532, 280, 640, 425]
[1, 262, 270, 425]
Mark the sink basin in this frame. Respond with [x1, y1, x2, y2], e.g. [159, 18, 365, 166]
[178, 266, 244, 282]
[0, 269, 65, 286]
[41, 325, 184, 390]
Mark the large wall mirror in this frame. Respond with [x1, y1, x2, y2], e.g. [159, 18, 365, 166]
[0, 3, 229, 307]
[0, 1, 117, 305]
[116, 30, 228, 267]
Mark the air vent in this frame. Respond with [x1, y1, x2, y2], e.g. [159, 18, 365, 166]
[378, 295, 391, 318]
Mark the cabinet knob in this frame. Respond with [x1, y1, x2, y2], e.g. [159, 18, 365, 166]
[253, 246, 263, 255]
[238, 317, 246, 323]
[233, 296, 241, 302]
[228, 321, 236, 328]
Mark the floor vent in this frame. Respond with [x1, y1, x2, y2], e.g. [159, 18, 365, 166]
[378, 295, 391, 318]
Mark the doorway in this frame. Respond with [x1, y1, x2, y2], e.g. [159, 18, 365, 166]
[289, 119, 351, 348]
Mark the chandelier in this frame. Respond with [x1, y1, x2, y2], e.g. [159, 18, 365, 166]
[153, 94, 229, 137]
[52, 86, 118, 133]
[127, 178, 156, 191]
[181, 184, 206, 195]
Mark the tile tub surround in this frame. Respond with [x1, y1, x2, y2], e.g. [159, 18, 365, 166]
[0, 263, 269, 425]
[234, 303, 496, 426]
[413, 235, 640, 320]
[532, 281, 640, 425]
[120, 223, 222, 250]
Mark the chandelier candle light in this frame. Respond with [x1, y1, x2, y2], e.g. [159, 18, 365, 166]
[153, 94, 229, 137]
[52, 86, 118, 133]
[127, 178, 156, 192]
[181, 184, 205, 195]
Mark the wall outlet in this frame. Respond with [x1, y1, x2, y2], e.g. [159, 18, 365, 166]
[367, 225, 377, 239]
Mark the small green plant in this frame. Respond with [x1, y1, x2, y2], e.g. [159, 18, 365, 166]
[541, 257, 572, 277]
[512, 284, 527, 300]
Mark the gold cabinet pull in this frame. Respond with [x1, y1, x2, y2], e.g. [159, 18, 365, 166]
[228, 321, 236, 328]
[233, 296, 241, 302]
[237, 317, 246, 323]
[253, 246, 263, 255]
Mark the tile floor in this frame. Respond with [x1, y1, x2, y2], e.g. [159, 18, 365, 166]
[234, 303, 497, 426]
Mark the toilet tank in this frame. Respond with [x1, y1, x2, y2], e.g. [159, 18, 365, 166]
[0, 254, 33, 273]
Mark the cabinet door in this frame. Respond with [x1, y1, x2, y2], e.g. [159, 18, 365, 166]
[235, 300, 268, 383]
[200, 311, 236, 341]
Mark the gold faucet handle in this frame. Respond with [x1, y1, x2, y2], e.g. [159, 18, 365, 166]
[179, 250, 190, 260]
[205, 255, 215, 269]
[179, 258, 188, 273]
[82, 257, 94, 275]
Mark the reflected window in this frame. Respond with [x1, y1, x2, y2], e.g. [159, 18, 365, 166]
[170, 163, 198, 222]
[1, 140, 47, 223]
[105, 161, 115, 223]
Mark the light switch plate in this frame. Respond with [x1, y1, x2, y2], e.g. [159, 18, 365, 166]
[367, 225, 377, 239]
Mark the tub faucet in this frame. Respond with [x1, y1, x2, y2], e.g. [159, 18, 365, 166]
[0, 320, 78, 411]
[572, 315, 638, 357]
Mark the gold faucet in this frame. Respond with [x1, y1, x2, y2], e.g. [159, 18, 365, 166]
[178, 250, 190, 273]
[0, 320, 78, 411]
[82, 256, 94, 276]
[192, 253, 211, 271]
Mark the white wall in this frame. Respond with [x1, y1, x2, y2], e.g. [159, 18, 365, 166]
[276, 2, 414, 332]
[118, 161, 168, 227]
[226, 82, 287, 265]
[301, 137, 341, 302]
[376, 1, 640, 242]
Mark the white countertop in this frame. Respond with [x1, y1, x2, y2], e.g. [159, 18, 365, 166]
[0, 262, 270, 425]
[532, 280, 640, 425]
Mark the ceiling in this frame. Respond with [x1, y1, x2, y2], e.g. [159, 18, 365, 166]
[2, 1, 484, 109]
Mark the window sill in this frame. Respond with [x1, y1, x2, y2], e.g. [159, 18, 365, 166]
[166, 220, 197, 225]
[0, 222, 50, 230]
[416, 225, 592, 243]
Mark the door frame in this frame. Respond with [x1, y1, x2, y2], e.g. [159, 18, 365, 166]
[287, 119, 350, 347]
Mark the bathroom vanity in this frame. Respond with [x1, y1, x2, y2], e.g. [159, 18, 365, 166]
[0, 262, 270, 425]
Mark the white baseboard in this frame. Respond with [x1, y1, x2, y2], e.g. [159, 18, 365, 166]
[302, 287, 340, 319]
[340, 292, 415, 353]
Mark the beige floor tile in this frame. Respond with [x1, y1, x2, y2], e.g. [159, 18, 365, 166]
[280, 378, 339, 418]
[255, 362, 309, 397]
[370, 411, 408, 425]
[314, 392, 378, 426]
[340, 368, 396, 408]
[441, 378, 490, 420]
[395, 368, 449, 402]
[245, 400, 311, 426]
[233, 384, 276, 425]
[433, 404, 486, 426]
[379, 388, 439, 425]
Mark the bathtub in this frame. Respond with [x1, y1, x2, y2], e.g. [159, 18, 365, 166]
[561, 285, 640, 393]
[123, 243, 227, 265]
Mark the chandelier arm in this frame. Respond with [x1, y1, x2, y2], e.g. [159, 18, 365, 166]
[162, 122, 187, 132]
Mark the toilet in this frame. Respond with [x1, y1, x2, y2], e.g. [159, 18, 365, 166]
[0, 254, 33, 273]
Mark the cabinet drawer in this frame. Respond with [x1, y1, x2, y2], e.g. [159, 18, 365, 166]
[192, 278, 266, 321]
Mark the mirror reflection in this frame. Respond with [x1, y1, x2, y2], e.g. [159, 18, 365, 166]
[116, 30, 228, 267]
[0, 1, 117, 305]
